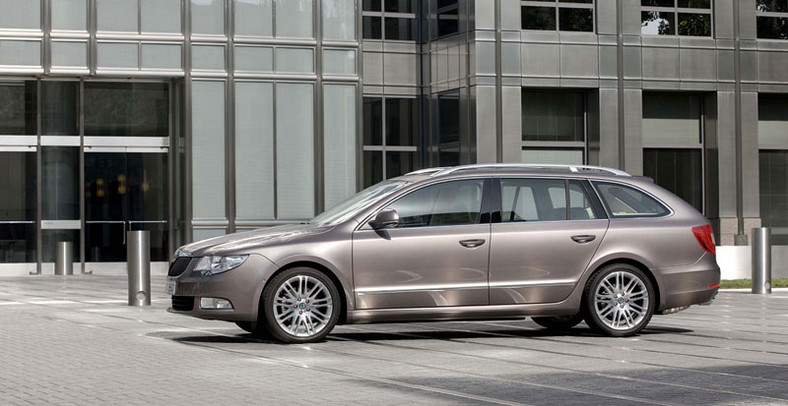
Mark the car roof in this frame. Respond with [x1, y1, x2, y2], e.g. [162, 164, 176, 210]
[397, 164, 637, 183]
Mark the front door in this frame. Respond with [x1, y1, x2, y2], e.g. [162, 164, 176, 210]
[353, 179, 490, 309]
[84, 150, 168, 262]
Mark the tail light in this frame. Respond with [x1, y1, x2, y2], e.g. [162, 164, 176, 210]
[692, 224, 716, 255]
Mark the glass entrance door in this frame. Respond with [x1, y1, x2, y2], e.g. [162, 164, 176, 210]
[84, 151, 168, 262]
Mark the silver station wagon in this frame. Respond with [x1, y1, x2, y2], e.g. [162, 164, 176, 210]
[167, 164, 720, 343]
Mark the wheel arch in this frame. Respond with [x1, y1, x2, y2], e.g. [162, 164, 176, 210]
[585, 258, 662, 312]
[259, 261, 349, 325]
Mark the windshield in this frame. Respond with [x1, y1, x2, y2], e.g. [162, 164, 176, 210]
[310, 180, 410, 226]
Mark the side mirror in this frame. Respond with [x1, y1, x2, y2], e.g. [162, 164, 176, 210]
[369, 208, 400, 229]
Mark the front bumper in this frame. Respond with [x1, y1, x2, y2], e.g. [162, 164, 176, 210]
[166, 254, 277, 322]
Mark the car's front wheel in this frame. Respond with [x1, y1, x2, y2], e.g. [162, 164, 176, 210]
[262, 267, 340, 343]
[583, 264, 655, 337]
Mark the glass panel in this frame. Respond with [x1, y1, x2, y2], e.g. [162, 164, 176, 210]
[97, 0, 138, 32]
[0, 0, 40, 30]
[192, 81, 226, 219]
[0, 151, 36, 263]
[501, 178, 567, 222]
[275, 48, 313, 73]
[386, 98, 416, 146]
[323, 0, 356, 40]
[759, 150, 788, 245]
[387, 180, 483, 228]
[235, 82, 275, 220]
[363, 16, 382, 39]
[437, 2, 459, 37]
[141, 44, 182, 69]
[363, 151, 383, 187]
[643, 148, 702, 212]
[642, 0, 674, 6]
[594, 181, 671, 218]
[41, 147, 81, 220]
[324, 84, 357, 208]
[192, 45, 225, 70]
[0, 81, 36, 135]
[275, 0, 313, 38]
[85, 83, 169, 136]
[235, 46, 273, 72]
[522, 91, 585, 142]
[126, 153, 167, 223]
[41, 230, 79, 263]
[386, 151, 417, 179]
[678, 0, 710, 8]
[385, 0, 415, 13]
[641, 11, 675, 35]
[323, 49, 356, 75]
[757, 16, 788, 40]
[0, 40, 41, 66]
[757, 0, 788, 12]
[51, 41, 87, 67]
[559, 7, 593, 32]
[276, 83, 314, 219]
[191, 0, 224, 35]
[363, 97, 382, 145]
[642, 93, 701, 145]
[141, 0, 181, 33]
[569, 181, 598, 220]
[759, 94, 788, 146]
[52, 0, 86, 31]
[384, 17, 415, 40]
[522, 6, 556, 30]
[363, 0, 381, 11]
[42, 82, 79, 136]
[438, 92, 459, 144]
[677, 13, 711, 36]
[234, 0, 273, 37]
[522, 149, 584, 165]
[97, 42, 138, 68]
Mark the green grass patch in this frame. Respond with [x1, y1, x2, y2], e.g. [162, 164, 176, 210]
[720, 278, 788, 289]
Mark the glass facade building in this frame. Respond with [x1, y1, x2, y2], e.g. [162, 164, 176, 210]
[1, 1, 788, 276]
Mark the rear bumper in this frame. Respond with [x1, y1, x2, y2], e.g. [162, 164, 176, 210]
[657, 256, 721, 311]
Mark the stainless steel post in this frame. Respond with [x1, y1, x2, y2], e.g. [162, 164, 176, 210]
[54, 241, 73, 276]
[752, 227, 772, 294]
[127, 230, 151, 306]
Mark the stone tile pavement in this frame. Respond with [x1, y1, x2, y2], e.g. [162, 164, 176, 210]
[1, 274, 787, 405]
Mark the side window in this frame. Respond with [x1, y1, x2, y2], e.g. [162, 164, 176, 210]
[594, 182, 670, 218]
[386, 180, 484, 227]
[501, 178, 599, 222]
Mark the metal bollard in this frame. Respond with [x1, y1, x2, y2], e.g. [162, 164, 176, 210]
[127, 230, 151, 306]
[752, 227, 772, 294]
[54, 241, 73, 276]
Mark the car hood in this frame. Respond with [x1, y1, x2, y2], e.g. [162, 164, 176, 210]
[177, 223, 333, 257]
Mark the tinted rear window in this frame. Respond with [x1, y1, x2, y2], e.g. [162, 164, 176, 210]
[593, 182, 670, 218]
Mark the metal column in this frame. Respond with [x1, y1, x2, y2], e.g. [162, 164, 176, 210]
[127, 230, 151, 306]
[751, 227, 772, 294]
[54, 241, 73, 276]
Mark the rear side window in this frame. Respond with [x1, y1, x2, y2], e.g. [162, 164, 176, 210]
[500, 178, 599, 222]
[594, 182, 670, 218]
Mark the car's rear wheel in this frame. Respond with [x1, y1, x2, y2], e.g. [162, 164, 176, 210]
[584, 264, 655, 337]
[262, 267, 340, 343]
[531, 314, 584, 331]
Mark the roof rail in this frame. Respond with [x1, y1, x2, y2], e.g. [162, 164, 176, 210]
[405, 167, 448, 176]
[430, 163, 631, 177]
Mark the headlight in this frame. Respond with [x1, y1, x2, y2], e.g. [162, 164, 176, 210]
[194, 255, 249, 276]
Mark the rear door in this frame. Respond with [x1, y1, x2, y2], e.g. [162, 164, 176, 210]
[489, 178, 609, 305]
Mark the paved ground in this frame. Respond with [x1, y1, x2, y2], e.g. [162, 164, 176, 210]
[1, 275, 787, 405]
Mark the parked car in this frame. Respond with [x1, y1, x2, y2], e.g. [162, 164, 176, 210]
[166, 164, 720, 343]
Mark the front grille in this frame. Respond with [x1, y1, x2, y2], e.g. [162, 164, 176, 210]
[171, 296, 194, 311]
[168, 257, 192, 277]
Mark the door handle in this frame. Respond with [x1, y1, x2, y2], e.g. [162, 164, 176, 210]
[571, 235, 596, 244]
[459, 239, 486, 248]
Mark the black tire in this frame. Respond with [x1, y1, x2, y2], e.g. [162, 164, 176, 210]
[583, 263, 655, 337]
[532, 314, 584, 331]
[262, 267, 341, 344]
[235, 321, 271, 338]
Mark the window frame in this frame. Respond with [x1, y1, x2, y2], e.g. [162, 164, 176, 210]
[494, 177, 606, 223]
[362, 0, 419, 41]
[591, 180, 673, 219]
[520, 0, 596, 33]
[640, 0, 713, 37]
[521, 88, 589, 166]
[362, 96, 420, 187]
[756, 0, 788, 40]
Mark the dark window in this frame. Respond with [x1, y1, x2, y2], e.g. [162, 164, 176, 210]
[760, 150, 788, 244]
[388, 180, 484, 227]
[384, 17, 415, 40]
[501, 178, 599, 222]
[522, 6, 557, 30]
[758, 16, 788, 39]
[363, 0, 381, 12]
[42, 81, 79, 135]
[594, 182, 671, 218]
[385, 98, 416, 146]
[522, 90, 585, 142]
[0, 151, 37, 263]
[558, 7, 593, 31]
[363, 97, 419, 187]
[436, 0, 459, 38]
[757, 0, 788, 12]
[0, 81, 36, 135]
[363, 0, 418, 41]
[522, 1, 594, 32]
[384, 0, 415, 13]
[363, 98, 383, 145]
[363, 16, 382, 39]
[84, 82, 169, 136]
[641, 0, 712, 37]
[643, 149, 703, 212]
[438, 91, 460, 166]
